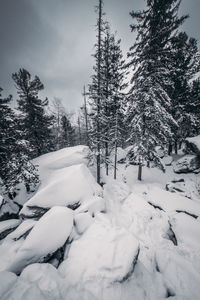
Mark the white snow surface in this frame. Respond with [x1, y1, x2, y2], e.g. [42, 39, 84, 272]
[20, 163, 102, 216]
[0, 207, 73, 274]
[0, 146, 200, 300]
[0, 219, 21, 234]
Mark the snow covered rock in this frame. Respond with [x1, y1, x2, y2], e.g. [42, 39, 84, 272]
[166, 178, 200, 201]
[185, 135, 200, 155]
[0, 219, 21, 240]
[20, 263, 62, 299]
[155, 249, 200, 299]
[0, 206, 73, 274]
[162, 155, 173, 166]
[76, 196, 106, 217]
[59, 214, 140, 284]
[74, 212, 94, 235]
[20, 164, 102, 218]
[0, 271, 18, 299]
[170, 213, 200, 250]
[5, 219, 37, 241]
[147, 186, 200, 218]
[173, 155, 200, 173]
[0, 196, 20, 221]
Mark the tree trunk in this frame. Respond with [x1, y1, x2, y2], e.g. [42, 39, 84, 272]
[174, 140, 178, 154]
[96, 0, 102, 185]
[138, 163, 142, 181]
[168, 143, 172, 155]
[114, 140, 117, 180]
[105, 141, 109, 176]
[83, 85, 89, 147]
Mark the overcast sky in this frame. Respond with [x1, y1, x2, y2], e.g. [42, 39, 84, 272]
[0, 0, 199, 112]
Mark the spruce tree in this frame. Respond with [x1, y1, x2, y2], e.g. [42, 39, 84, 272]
[12, 68, 54, 158]
[0, 88, 39, 198]
[169, 33, 200, 152]
[126, 0, 187, 179]
[60, 114, 75, 148]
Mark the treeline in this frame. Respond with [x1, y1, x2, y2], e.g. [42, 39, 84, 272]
[0, 69, 81, 197]
[82, 0, 200, 182]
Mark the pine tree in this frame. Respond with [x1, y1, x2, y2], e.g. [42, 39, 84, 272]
[0, 88, 39, 198]
[12, 68, 54, 158]
[126, 0, 187, 179]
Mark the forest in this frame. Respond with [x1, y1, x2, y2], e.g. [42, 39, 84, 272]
[0, 0, 200, 299]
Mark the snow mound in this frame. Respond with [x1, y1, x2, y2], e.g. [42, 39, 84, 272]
[76, 196, 106, 216]
[147, 186, 200, 217]
[34, 145, 90, 179]
[20, 164, 102, 217]
[0, 206, 73, 274]
[74, 212, 94, 235]
[59, 214, 140, 284]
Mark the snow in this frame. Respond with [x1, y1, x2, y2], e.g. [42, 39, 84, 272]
[0, 219, 21, 235]
[170, 213, 200, 250]
[1, 146, 200, 299]
[5, 219, 37, 241]
[20, 164, 102, 217]
[59, 214, 140, 284]
[76, 196, 106, 216]
[74, 212, 94, 235]
[0, 207, 73, 274]
[147, 186, 200, 217]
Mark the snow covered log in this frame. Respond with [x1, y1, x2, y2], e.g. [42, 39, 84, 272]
[173, 155, 200, 173]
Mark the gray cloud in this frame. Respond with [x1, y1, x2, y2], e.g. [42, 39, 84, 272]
[0, 0, 199, 111]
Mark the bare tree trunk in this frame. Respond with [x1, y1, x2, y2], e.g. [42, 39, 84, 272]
[174, 140, 178, 155]
[78, 116, 82, 145]
[138, 157, 142, 181]
[83, 85, 89, 147]
[168, 142, 172, 155]
[96, 0, 102, 185]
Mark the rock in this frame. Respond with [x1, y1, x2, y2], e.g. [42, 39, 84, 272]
[0, 219, 21, 240]
[162, 155, 173, 166]
[185, 135, 200, 155]
[173, 155, 200, 173]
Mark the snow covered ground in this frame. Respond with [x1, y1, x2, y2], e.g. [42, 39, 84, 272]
[0, 145, 200, 300]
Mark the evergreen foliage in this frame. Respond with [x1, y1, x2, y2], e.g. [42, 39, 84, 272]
[126, 0, 188, 173]
[12, 68, 54, 158]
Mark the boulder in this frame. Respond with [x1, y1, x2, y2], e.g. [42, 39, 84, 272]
[185, 135, 200, 155]
[173, 155, 200, 173]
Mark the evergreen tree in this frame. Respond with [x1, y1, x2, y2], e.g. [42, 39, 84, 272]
[12, 68, 54, 158]
[0, 88, 39, 198]
[126, 0, 187, 179]
[168, 33, 200, 152]
[60, 114, 75, 147]
[89, 23, 126, 178]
